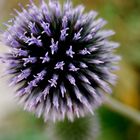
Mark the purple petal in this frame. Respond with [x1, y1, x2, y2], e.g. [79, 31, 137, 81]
[69, 63, 79, 71]
[73, 28, 83, 40]
[40, 52, 50, 63]
[41, 22, 51, 36]
[66, 46, 75, 58]
[67, 75, 76, 86]
[23, 56, 37, 66]
[79, 48, 91, 55]
[48, 74, 58, 87]
[54, 61, 65, 70]
[60, 28, 69, 41]
[50, 38, 58, 55]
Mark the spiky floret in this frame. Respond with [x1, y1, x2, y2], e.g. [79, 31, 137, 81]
[1, 0, 120, 121]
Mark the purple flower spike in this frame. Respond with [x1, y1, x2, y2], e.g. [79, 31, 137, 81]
[69, 63, 79, 72]
[73, 28, 83, 40]
[23, 56, 37, 66]
[48, 74, 58, 88]
[50, 38, 58, 55]
[28, 22, 38, 34]
[26, 34, 42, 47]
[66, 45, 75, 58]
[13, 49, 28, 57]
[40, 52, 50, 63]
[79, 48, 91, 55]
[1, 0, 120, 122]
[41, 22, 51, 36]
[55, 61, 65, 70]
[60, 28, 69, 41]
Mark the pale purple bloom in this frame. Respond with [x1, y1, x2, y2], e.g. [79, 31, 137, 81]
[1, 0, 120, 122]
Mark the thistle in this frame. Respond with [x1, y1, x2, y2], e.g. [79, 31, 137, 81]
[1, 0, 120, 121]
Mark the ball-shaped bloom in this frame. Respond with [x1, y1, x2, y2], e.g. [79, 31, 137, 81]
[1, 0, 120, 121]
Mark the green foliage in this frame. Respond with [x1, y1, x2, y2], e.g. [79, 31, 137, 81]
[53, 116, 98, 140]
[0, 111, 47, 140]
[97, 107, 130, 140]
[97, 106, 140, 140]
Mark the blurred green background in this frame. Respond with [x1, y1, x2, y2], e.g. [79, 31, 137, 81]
[0, 0, 140, 140]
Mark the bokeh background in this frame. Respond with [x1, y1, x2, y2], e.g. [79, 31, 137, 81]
[0, 0, 140, 140]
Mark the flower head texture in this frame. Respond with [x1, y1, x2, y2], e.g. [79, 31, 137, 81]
[1, 0, 120, 121]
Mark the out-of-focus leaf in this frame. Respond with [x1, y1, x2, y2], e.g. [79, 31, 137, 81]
[0, 110, 47, 140]
[46, 116, 100, 140]
[97, 106, 140, 140]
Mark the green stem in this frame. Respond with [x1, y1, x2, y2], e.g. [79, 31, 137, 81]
[104, 95, 140, 125]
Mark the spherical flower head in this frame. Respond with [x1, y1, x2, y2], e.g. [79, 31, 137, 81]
[1, 0, 120, 122]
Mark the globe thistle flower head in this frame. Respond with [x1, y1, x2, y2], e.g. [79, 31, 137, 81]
[1, 0, 120, 122]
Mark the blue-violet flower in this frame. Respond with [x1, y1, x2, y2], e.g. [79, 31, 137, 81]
[1, 0, 120, 121]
